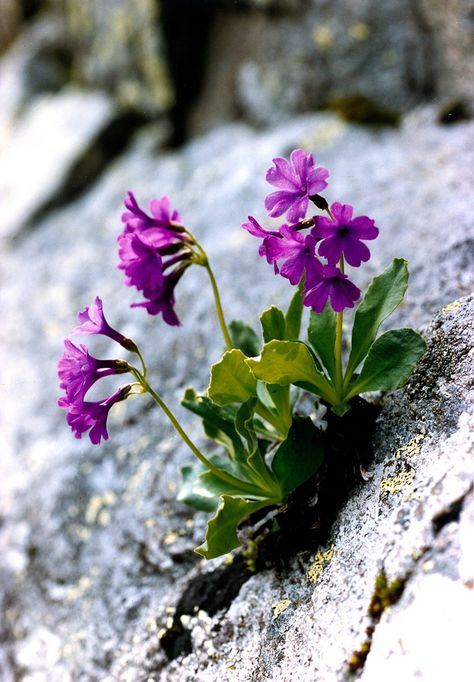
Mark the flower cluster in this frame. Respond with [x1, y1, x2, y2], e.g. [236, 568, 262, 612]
[243, 150, 379, 313]
[118, 192, 194, 326]
[58, 297, 133, 444]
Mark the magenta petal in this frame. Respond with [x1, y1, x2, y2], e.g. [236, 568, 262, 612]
[343, 238, 371, 267]
[265, 190, 298, 217]
[286, 195, 309, 223]
[328, 278, 360, 312]
[318, 235, 341, 266]
[349, 216, 379, 240]
[311, 216, 335, 239]
[306, 166, 329, 195]
[331, 202, 353, 223]
[241, 216, 279, 239]
[266, 156, 298, 189]
[290, 149, 309, 184]
[303, 281, 330, 313]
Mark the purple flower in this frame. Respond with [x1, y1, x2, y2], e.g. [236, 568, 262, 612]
[58, 340, 128, 403]
[121, 192, 183, 236]
[265, 149, 329, 223]
[118, 193, 195, 326]
[131, 266, 190, 326]
[313, 202, 379, 267]
[303, 265, 361, 313]
[265, 225, 323, 286]
[59, 386, 132, 445]
[241, 216, 281, 268]
[72, 297, 129, 346]
[118, 227, 191, 293]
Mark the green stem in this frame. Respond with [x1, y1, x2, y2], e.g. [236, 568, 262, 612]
[185, 229, 233, 351]
[334, 256, 345, 399]
[143, 381, 266, 496]
[254, 402, 288, 438]
[203, 260, 233, 351]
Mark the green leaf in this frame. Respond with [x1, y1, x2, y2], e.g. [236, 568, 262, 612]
[284, 288, 304, 340]
[260, 306, 286, 343]
[195, 496, 270, 559]
[229, 320, 260, 357]
[208, 349, 257, 405]
[178, 464, 220, 513]
[234, 398, 258, 453]
[271, 417, 325, 496]
[346, 328, 426, 399]
[346, 258, 409, 378]
[182, 389, 246, 463]
[246, 340, 337, 403]
[308, 301, 337, 381]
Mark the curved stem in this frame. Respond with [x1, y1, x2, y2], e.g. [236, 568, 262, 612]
[185, 229, 233, 351]
[203, 260, 233, 351]
[143, 380, 266, 496]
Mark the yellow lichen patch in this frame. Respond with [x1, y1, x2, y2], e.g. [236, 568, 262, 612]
[403, 489, 423, 502]
[313, 25, 333, 50]
[380, 469, 416, 494]
[64, 576, 92, 604]
[442, 300, 461, 312]
[85, 490, 117, 525]
[163, 531, 178, 546]
[272, 599, 291, 619]
[306, 544, 335, 584]
[349, 22, 371, 40]
[74, 525, 91, 542]
[395, 434, 424, 459]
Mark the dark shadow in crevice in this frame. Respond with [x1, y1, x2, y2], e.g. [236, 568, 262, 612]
[21, 0, 43, 20]
[255, 397, 381, 569]
[159, 554, 251, 660]
[160, 0, 218, 148]
[159, 397, 380, 661]
[432, 488, 471, 535]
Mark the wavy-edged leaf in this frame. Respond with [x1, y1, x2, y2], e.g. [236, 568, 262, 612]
[284, 288, 304, 341]
[229, 320, 260, 357]
[271, 417, 325, 496]
[246, 340, 337, 403]
[346, 258, 409, 377]
[178, 464, 221, 513]
[308, 302, 337, 381]
[182, 388, 246, 463]
[195, 496, 271, 559]
[260, 306, 286, 343]
[208, 349, 257, 405]
[347, 328, 426, 399]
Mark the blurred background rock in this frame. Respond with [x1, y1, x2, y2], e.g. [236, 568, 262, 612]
[1, 0, 473, 144]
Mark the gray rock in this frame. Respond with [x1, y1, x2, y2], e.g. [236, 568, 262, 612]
[191, 1, 474, 133]
[0, 87, 114, 239]
[0, 107, 473, 680]
[48, 0, 173, 116]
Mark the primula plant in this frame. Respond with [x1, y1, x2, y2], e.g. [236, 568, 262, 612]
[58, 149, 426, 559]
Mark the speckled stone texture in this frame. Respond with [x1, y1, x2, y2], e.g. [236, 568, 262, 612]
[0, 107, 473, 680]
[190, 0, 474, 133]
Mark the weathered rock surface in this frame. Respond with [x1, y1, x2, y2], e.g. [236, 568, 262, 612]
[0, 105, 473, 681]
[0, 88, 114, 239]
[189, 0, 474, 133]
[47, 0, 173, 116]
[8, 1, 473, 136]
